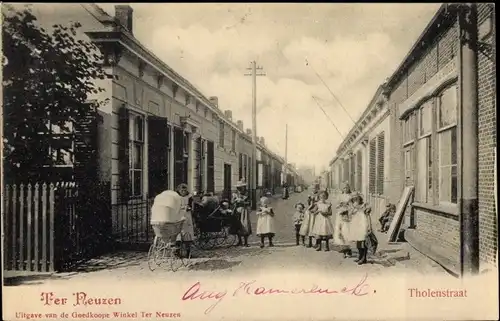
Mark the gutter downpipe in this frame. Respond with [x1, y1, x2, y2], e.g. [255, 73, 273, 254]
[458, 3, 480, 278]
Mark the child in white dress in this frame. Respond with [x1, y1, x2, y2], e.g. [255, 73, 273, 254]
[310, 190, 334, 251]
[293, 203, 306, 246]
[348, 192, 371, 265]
[299, 188, 320, 248]
[256, 196, 276, 248]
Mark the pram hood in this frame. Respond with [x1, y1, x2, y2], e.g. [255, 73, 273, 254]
[151, 190, 184, 223]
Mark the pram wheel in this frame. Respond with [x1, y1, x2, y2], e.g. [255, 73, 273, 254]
[147, 236, 162, 271]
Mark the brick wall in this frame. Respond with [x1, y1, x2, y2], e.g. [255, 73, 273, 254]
[413, 208, 460, 270]
[477, 3, 497, 267]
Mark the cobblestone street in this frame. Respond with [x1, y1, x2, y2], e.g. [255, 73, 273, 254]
[4, 192, 450, 287]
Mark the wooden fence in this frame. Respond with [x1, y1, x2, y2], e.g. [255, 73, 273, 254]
[2, 182, 100, 272]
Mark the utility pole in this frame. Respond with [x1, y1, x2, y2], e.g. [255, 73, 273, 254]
[284, 123, 288, 182]
[244, 61, 266, 209]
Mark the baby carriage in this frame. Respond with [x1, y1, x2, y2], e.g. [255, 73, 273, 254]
[192, 196, 238, 249]
[147, 190, 192, 272]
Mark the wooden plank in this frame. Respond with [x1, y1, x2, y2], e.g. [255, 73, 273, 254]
[49, 184, 55, 272]
[34, 183, 40, 272]
[4, 185, 10, 270]
[41, 184, 47, 272]
[19, 184, 25, 271]
[12, 185, 17, 270]
[27, 184, 32, 271]
[388, 186, 414, 242]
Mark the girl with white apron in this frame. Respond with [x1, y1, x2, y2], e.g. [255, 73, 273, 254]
[299, 189, 319, 248]
[333, 183, 353, 258]
[256, 195, 276, 248]
[310, 190, 334, 251]
[348, 192, 371, 265]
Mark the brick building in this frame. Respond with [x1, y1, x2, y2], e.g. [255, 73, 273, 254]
[327, 3, 496, 275]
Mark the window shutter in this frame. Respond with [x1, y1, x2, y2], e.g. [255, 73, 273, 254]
[238, 153, 243, 179]
[356, 150, 362, 193]
[194, 136, 202, 193]
[249, 156, 253, 187]
[206, 140, 215, 193]
[74, 102, 98, 184]
[377, 132, 385, 194]
[243, 154, 248, 182]
[118, 107, 130, 201]
[369, 138, 377, 194]
[200, 138, 206, 192]
[148, 116, 169, 198]
[173, 127, 185, 188]
[350, 155, 355, 191]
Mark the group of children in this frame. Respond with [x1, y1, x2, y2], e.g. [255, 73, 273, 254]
[292, 183, 379, 265]
[238, 182, 388, 264]
[293, 189, 335, 251]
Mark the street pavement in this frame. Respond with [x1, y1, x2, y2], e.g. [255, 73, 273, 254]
[4, 191, 450, 286]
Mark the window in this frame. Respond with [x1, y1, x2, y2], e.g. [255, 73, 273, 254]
[416, 100, 433, 203]
[404, 148, 413, 180]
[411, 84, 458, 206]
[129, 114, 144, 197]
[219, 121, 225, 147]
[437, 85, 458, 205]
[231, 129, 236, 151]
[419, 101, 432, 136]
[45, 120, 75, 167]
[403, 114, 416, 144]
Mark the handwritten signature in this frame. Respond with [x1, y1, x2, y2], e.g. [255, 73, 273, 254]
[181, 274, 370, 314]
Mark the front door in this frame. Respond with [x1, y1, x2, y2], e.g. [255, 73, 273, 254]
[223, 163, 232, 200]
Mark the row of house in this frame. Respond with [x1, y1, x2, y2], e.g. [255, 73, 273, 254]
[34, 4, 302, 205]
[3, 4, 305, 269]
[326, 3, 496, 276]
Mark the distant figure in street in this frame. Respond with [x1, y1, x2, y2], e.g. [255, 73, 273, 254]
[310, 190, 334, 251]
[348, 192, 371, 265]
[232, 179, 252, 247]
[256, 194, 276, 248]
[379, 203, 396, 233]
[293, 203, 306, 246]
[333, 182, 353, 258]
[282, 182, 289, 200]
[300, 185, 320, 248]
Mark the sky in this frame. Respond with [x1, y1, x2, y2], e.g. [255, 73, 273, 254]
[24, 3, 442, 171]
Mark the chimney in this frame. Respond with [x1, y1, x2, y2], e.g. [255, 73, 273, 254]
[246, 129, 252, 135]
[209, 96, 218, 108]
[224, 110, 232, 120]
[260, 137, 265, 145]
[237, 120, 244, 130]
[115, 5, 133, 34]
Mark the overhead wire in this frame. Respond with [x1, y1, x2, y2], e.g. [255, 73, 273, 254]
[305, 58, 356, 124]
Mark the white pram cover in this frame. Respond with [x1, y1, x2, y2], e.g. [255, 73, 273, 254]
[151, 190, 183, 224]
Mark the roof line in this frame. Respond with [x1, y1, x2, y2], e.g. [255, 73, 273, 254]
[385, 3, 450, 90]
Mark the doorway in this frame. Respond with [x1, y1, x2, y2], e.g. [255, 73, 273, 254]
[223, 163, 232, 200]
